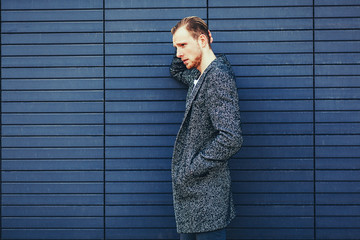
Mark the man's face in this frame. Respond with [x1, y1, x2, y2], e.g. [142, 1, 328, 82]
[173, 26, 202, 70]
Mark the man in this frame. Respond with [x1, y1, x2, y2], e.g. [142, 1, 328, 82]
[170, 16, 243, 240]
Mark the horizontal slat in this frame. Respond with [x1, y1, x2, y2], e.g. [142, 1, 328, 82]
[106, 9, 203, 20]
[2, 79, 103, 90]
[236, 147, 313, 158]
[2, 194, 103, 205]
[2, 113, 103, 124]
[236, 205, 314, 216]
[2, 56, 103, 67]
[316, 158, 360, 169]
[228, 54, 313, 65]
[316, 229, 360, 240]
[2, 44, 103, 56]
[2, 102, 104, 113]
[106, 78, 184, 89]
[316, 182, 360, 193]
[106, 229, 177, 240]
[316, 111, 360, 122]
[2, 183, 103, 194]
[316, 76, 360, 87]
[2, 125, 103, 136]
[2, 230, 104, 240]
[214, 30, 313, 42]
[231, 170, 313, 181]
[106, 193, 172, 205]
[105, 124, 179, 135]
[316, 6, 360, 17]
[2, 148, 104, 159]
[2, 0, 103, 9]
[316, 65, 360, 75]
[106, 216, 175, 228]
[105, 44, 172, 55]
[242, 123, 313, 134]
[317, 170, 360, 181]
[316, 135, 360, 146]
[210, 19, 313, 31]
[316, 100, 360, 110]
[216, 42, 313, 53]
[316, 146, 360, 157]
[240, 100, 313, 111]
[317, 122, 360, 134]
[106, 112, 183, 124]
[243, 135, 313, 146]
[228, 229, 314, 240]
[238, 77, 313, 88]
[106, 171, 171, 182]
[315, 53, 360, 64]
[105, 147, 173, 158]
[106, 0, 206, 8]
[3, 217, 103, 228]
[106, 182, 172, 194]
[315, 30, 360, 41]
[105, 182, 314, 194]
[235, 193, 313, 205]
[209, 0, 313, 7]
[3, 171, 103, 182]
[317, 193, 360, 204]
[2, 67, 103, 79]
[105, 20, 184, 32]
[2, 91, 103, 101]
[317, 206, 360, 216]
[232, 216, 313, 228]
[106, 89, 186, 101]
[2, 33, 103, 44]
[2, 22, 103, 33]
[106, 101, 185, 112]
[238, 89, 313, 100]
[105, 66, 169, 78]
[231, 158, 313, 170]
[315, 0, 360, 5]
[210, 7, 313, 18]
[233, 65, 313, 77]
[316, 18, 360, 29]
[315, 41, 360, 53]
[2, 10, 102, 21]
[3, 160, 103, 171]
[106, 136, 175, 147]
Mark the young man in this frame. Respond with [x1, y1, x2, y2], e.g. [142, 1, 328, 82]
[170, 16, 243, 240]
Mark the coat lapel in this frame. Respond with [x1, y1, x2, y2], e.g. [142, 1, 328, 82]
[183, 60, 214, 120]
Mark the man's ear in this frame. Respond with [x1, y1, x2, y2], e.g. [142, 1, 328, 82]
[208, 30, 213, 44]
[198, 34, 208, 48]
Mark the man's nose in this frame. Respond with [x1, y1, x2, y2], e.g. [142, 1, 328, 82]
[176, 49, 183, 58]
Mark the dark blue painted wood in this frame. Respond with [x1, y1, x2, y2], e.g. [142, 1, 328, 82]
[1, 1, 359, 239]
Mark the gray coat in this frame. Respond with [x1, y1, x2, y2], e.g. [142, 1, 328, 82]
[170, 54, 243, 233]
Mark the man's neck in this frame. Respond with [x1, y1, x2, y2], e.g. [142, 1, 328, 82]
[198, 49, 216, 74]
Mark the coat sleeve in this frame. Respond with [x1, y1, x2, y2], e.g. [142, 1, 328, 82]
[189, 69, 243, 176]
[169, 56, 200, 87]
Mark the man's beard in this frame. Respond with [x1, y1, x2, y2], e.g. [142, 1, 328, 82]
[186, 53, 202, 70]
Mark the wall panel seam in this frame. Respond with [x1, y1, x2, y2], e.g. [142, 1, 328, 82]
[312, 1, 317, 240]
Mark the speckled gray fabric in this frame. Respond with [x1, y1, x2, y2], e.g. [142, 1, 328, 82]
[170, 54, 243, 233]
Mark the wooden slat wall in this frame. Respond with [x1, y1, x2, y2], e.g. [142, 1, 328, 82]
[104, 1, 206, 239]
[314, 0, 360, 239]
[209, 0, 315, 239]
[1, 0, 105, 239]
[1, 0, 359, 239]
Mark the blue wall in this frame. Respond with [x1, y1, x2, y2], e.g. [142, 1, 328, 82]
[1, 0, 360, 239]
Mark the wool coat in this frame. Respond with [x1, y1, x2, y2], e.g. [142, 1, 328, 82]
[170, 54, 243, 233]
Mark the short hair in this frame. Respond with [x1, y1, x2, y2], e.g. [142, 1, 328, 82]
[171, 16, 211, 45]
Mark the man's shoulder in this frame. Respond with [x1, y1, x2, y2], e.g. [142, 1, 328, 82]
[207, 56, 235, 80]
